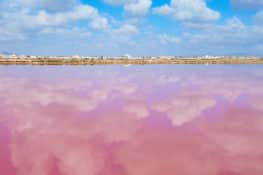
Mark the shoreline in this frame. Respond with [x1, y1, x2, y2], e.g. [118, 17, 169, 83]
[0, 58, 263, 65]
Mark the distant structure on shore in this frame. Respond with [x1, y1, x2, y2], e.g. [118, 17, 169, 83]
[0, 54, 262, 65]
[0, 53, 261, 60]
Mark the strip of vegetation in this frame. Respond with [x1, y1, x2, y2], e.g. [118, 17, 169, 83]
[0, 57, 263, 65]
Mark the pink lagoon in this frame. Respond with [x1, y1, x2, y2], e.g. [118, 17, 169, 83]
[0, 65, 263, 175]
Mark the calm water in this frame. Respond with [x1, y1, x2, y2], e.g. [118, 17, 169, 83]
[0, 65, 263, 175]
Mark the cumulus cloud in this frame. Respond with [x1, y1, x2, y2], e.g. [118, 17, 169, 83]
[104, 0, 152, 17]
[158, 34, 180, 45]
[28, 5, 108, 29]
[113, 24, 139, 35]
[1, 0, 263, 56]
[0, 1, 108, 41]
[174, 17, 263, 55]
[153, 0, 220, 23]
[39, 27, 91, 38]
[124, 0, 152, 16]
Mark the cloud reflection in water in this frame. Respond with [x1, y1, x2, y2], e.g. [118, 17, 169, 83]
[0, 65, 263, 175]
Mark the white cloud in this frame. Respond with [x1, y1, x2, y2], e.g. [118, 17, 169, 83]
[0, 27, 25, 41]
[158, 34, 180, 45]
[169, 17, 263, 56]
[39, 27, 91, 40]
[1, 0, 263, 56]
[104, 0, 152, 17]
[25, 5, 107, 29]
[124, 0, 152, 16]
[113, 24, 139, 35]
[153, 0, 220, 23]
[0, 3, 108, 41]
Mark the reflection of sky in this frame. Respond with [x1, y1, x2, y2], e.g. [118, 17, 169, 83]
[0, 65, 263, 175]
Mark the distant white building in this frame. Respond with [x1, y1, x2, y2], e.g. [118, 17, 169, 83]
[30, 56, 37, 59]
[9, 54, 18, 59]
[124, 54, 132, 59]
[72, 55, 81, 59]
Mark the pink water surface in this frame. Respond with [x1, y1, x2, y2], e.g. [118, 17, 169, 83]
[0, 65, 263, 175]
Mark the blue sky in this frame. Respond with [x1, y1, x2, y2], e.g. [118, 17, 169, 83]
[0, 0, 263, 56]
